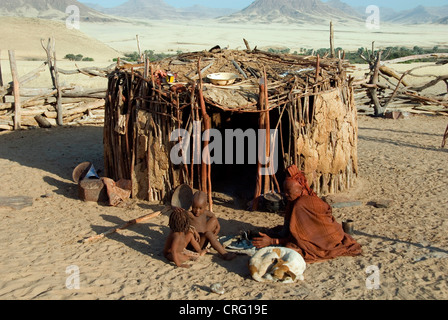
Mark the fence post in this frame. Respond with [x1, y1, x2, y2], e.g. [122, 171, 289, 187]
[8, 50, 21, 130]
[0, 49, 5, 103]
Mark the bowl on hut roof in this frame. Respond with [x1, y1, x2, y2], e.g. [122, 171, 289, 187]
[207, 73, 239, 86]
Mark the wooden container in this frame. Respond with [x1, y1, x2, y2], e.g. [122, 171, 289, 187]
[78, 179, 108, 202]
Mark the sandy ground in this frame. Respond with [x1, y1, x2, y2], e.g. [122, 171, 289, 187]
[79, 19, 448, 54]
[0, 114, 447, 300]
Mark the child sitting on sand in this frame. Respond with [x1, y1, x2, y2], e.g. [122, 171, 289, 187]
[163, 208, 207, 268]
[185, 191, 236, 261]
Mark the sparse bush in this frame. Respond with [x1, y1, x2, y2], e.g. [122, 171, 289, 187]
[113, 50, 180, 63]
[64, 53, 85, 61]
[293, 45, 448, 64]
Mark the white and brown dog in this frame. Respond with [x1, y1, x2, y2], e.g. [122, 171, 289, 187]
[249, 247, 306, 283]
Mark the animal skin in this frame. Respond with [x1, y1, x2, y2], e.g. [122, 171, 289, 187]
[249, 246, 306, 283]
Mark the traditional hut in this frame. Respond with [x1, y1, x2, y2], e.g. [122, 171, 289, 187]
[103, 47, 358, 210]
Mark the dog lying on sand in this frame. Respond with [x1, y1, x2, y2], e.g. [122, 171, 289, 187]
[249, 246, 306, 283]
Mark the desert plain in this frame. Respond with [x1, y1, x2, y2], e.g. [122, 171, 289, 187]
[0, 16, 447, 301]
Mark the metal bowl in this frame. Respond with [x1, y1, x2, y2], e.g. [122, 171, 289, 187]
[171, 184, 193, 210]
[72, 162, 92, 183]
[207, 73, 238, 86]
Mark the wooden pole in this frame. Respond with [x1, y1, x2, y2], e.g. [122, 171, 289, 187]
[52, 39, 63, 126]
[263, 70, 271, 195]
[243, 38, 251, 51]
[0, 50, 5, 103]
[252, 72, 267, 211]
[197, 58, 213, 211]
[8, 50, 21, 130]
[41, 38, 63, 125]
[136, 34, 142, 62]
[330, 21, 335, 58]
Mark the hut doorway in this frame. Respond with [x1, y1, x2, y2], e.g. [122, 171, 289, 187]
[208, 108, 289, 208]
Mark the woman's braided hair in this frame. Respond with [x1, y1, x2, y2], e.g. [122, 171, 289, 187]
[169, 209, 190, 233]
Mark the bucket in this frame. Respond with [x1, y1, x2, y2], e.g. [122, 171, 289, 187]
[342, 219, 355, 235]
[166, 73, 175, 84]
[78, 179, 108, 202]
[263, 192, 284, 212]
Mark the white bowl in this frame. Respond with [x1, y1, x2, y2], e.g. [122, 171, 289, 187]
[207, 73, 239, 86]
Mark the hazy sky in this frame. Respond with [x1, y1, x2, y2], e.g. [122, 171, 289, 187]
[79, 0, 448, 11]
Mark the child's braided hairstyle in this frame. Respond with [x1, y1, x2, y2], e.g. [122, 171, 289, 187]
[169, 209, 190, 233]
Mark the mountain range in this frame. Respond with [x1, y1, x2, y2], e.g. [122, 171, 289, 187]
[0, 0, 119, 22]
[1, 0, 447, 25]
[220, 0, 360, 24]
[87, 0, 237, 20]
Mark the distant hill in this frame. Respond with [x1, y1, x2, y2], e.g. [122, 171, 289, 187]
[387, 5, 440, 24]
[326, 0, 362, 19]
[0, 16, 120, 61]
[179, 5, 237, 19]
[98, 0, 236, 20]
[438, 16, 448, 24]
[0, 0, 119, 22]
[221, 0, 361, 24]
[101, 0, 174, 20]
[342, 3, 448, 24]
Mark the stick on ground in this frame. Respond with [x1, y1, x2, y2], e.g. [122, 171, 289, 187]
[82, 207, 171, 244]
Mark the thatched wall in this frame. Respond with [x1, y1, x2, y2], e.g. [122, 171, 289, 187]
[103, 48, 358, 208]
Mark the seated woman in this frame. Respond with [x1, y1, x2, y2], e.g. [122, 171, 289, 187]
[252, 165, 362, 264]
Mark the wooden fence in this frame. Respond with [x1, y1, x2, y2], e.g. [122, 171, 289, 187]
[0, 38, 112, 131]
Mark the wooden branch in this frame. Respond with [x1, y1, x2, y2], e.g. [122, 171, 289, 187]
[197, 58, 213, 211]
[136, 34, 142, 62]
[243, 38, 251, 51]
[383, 53, 448, 65]
[409, 75, 448, 92]
[34, 114, 52, 128]
[442, 123, 448, 148]
[58, 63, 116, 77]
[379, 65, 410, 87]
[368, 51, 386, 117]
[0, 49, 4, 103]
[82, 208, 169, 244]
[52, 38, 63, 126]
[232, 60, 248, 79]
[8, 50, 21, 130]
[383, 72, 410, 111]
[0, 62, 48, 98]
[402, 91, 448, 107]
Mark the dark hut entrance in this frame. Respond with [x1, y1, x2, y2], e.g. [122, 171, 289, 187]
[207, 108, 289, 209]
[103, 48, 358, 211]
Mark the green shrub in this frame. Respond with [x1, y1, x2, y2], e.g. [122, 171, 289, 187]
[64, 53, 85, 61]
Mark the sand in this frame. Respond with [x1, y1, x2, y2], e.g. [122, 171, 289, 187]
[0, 114, 447, 300]
[79, 19, 448, 54]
